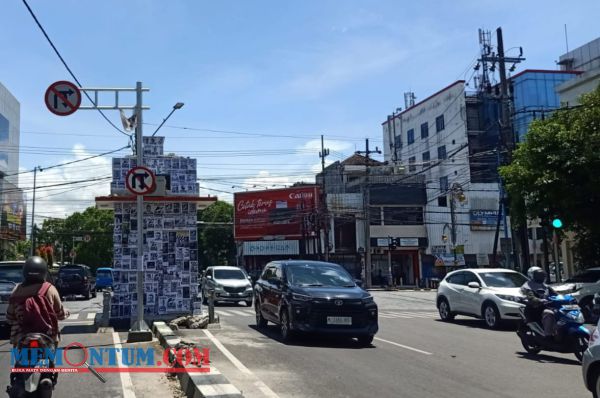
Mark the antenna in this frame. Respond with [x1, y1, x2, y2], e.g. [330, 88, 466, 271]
[564, 24, 569, 53]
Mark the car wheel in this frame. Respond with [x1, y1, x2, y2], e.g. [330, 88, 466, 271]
[92, 289, 97, 298]
[280, 309, 293, 342]
[593, 368, 600, 398]
[482, 302, 501, 329]
[255, 303, 267, 328]
[574, 335, 589, 363]
[357, 335, 374, 347]
[438, 298, 455, 321]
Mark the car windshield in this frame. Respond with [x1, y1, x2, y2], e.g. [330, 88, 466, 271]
[565, 270, 600, 283]
[286, 263, 354, 287]
[479, 272, 527, 288]
[59, 268, 84, 278]
[97, 270, 112, 278]
[214, 269, 246, 280]
[0, 265, 24, 284]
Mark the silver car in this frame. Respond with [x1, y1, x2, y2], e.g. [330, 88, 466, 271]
[436, 268, 527, 329]
[582, 324, 600, 396]
[0, 262, 24, 327]
[201, 266, 253, 306]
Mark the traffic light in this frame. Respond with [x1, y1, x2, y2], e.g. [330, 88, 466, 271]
[552, 218, 563, 229]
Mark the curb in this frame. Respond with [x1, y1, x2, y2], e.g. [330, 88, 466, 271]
[152, 321, 243, 398]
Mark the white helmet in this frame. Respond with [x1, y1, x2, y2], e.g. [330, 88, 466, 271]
[527, 266, 546, 283]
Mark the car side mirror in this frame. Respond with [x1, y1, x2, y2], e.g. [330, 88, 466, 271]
[269, 278, 282, 287]
[354, 279, 363, 288]
[467, 281, 481, 289]
[247, 275, 252, 280]
[206, 275, 212, 280]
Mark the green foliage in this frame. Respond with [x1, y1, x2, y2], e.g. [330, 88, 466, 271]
[500, 86, 600, 267]
[36, 207, 113, 271]
[197, 201, 235, 268]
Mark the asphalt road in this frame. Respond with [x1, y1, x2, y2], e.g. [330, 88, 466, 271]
[179, 290, 593, 398]
[0, 294, 182, 398]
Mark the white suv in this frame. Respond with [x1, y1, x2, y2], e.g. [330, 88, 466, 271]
[436, 268, 528, 329]
[552, 267, 600, 322]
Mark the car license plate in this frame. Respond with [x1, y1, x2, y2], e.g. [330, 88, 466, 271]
[327, 316, 352, 325]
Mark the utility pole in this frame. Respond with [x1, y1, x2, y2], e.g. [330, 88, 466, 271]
[356, 139, 381, 288]
[29, 166, 40, 256]
[479, 27, 525, 270]
[319, 135, 330, 261]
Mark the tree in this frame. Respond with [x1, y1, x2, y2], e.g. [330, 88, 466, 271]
[197, 201, 235, 268]
[36, 207, 113, 271]
[500, 86, 600, 267]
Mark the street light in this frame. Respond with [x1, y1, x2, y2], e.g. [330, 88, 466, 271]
[151, 102, 184, 136]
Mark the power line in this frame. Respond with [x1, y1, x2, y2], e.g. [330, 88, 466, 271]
[21, 0, 130, 138]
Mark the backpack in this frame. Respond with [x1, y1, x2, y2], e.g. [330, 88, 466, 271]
[10, 282, 58, 337]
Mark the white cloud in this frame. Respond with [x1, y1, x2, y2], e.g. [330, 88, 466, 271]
[300, 138, 352, 153]
[22, 144, 113, 226]
[280, 38, 407, 99]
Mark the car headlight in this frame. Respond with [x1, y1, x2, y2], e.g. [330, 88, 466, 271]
[291, 293, 311, 302]
[362, 295, 374, 304]
[245, 285, 253, 291]
[495, 294, 521, 303]
[213, 283, 224, 291]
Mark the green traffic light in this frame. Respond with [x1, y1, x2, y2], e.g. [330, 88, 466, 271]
[552, 218, 563, 229]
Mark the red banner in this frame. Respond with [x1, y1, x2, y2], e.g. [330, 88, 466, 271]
[234, 186, 320, 241]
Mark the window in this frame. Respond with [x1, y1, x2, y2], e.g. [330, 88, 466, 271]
[439, 176, 448, 192]
[479, 272, 527, 287]
[437, 195, 448, 207]
[446, 272, 465, 285]
[420, 122, 428, 139]
[393, 134, 402, 150]
[463, 272, 480, 285]
[408, 156, 416, 172]
[438, 145, 447, 160]
[436, 114, 445, 132]
[565, 270, 600, 283]
[383, 207, 423, 225]
[407, 129, 414, 145]
[261, 266, 276, 280]
[422, 151, 430, 168]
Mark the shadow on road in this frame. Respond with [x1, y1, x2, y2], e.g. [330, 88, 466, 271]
[60, 324, 99, 335]
[516, 351, 581, 366]
[434, 318, 518, 332]
[247, 324, 373, 349]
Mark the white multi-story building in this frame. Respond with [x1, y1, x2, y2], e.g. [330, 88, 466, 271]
[382, 81, 505, 270]
[0, 82, 20, 183]
[556, 37, 600, 105]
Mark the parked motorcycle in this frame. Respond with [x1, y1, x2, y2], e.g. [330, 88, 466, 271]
[7, 333, 56, 398]
[516, 294, 590, 361]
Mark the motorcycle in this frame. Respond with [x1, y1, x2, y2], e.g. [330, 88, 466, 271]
[7, 333, 106, 398]
[517, 294, 590, 361]
[7, 333, 56, 398]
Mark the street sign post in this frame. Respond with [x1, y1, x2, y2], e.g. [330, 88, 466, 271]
[125, 166, 156, 196]
[44, 81, 81, 116]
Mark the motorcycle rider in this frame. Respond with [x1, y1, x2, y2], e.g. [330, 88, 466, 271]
[6, 256, 69, 395]
[521, 266, 557, 339]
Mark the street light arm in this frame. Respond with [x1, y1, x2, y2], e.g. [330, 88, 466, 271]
[151, 102, 184, 137]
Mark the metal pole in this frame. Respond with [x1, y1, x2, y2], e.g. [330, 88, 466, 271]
[532, 225, 538, 267]
[450, 187, 457, 266]
[387, 238, 393, 289]
[320, 135, 330, 262]
[553, 230, 561, 283]
[132, 81, 149, 335]
[30, 167, 38, 256]
[364, 139, 372, 288]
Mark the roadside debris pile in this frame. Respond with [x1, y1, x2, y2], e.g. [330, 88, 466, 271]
[168, 314, 209, 330]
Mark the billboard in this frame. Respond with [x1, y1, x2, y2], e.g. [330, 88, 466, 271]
[470, 209, 499, 231]
[0, 180, 25, 240]
[234, 186, 320, 241]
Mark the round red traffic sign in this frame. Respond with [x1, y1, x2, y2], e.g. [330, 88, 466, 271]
[44, 80, 81, 116]
[126, 166, 156, 195]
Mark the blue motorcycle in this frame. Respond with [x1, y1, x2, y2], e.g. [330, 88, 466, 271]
[517, 294, 590, 361]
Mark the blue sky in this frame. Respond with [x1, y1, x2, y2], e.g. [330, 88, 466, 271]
[1, 0, 600, 221]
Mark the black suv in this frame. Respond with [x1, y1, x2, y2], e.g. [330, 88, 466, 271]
[56, 264, 97, 299]
[254, 260, 378, 346]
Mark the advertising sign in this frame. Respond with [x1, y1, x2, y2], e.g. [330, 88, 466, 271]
[0, 180, 25, 240]
[470, 210, 499, 231]
[234, 186, 320, 241]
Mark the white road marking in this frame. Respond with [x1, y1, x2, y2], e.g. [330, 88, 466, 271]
[374, 337, 432, 356]
[216, 310, 232, 317]
[203, 329, 280, 398]
[86, 313, 96, 320]
[112, 332, 137, 398]
[228, 310, 251, 316]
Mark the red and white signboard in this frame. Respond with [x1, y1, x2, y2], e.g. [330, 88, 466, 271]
[234, 186, 320, 241]
[126, 166, 156, 195]
[44, 81, 81, 116]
